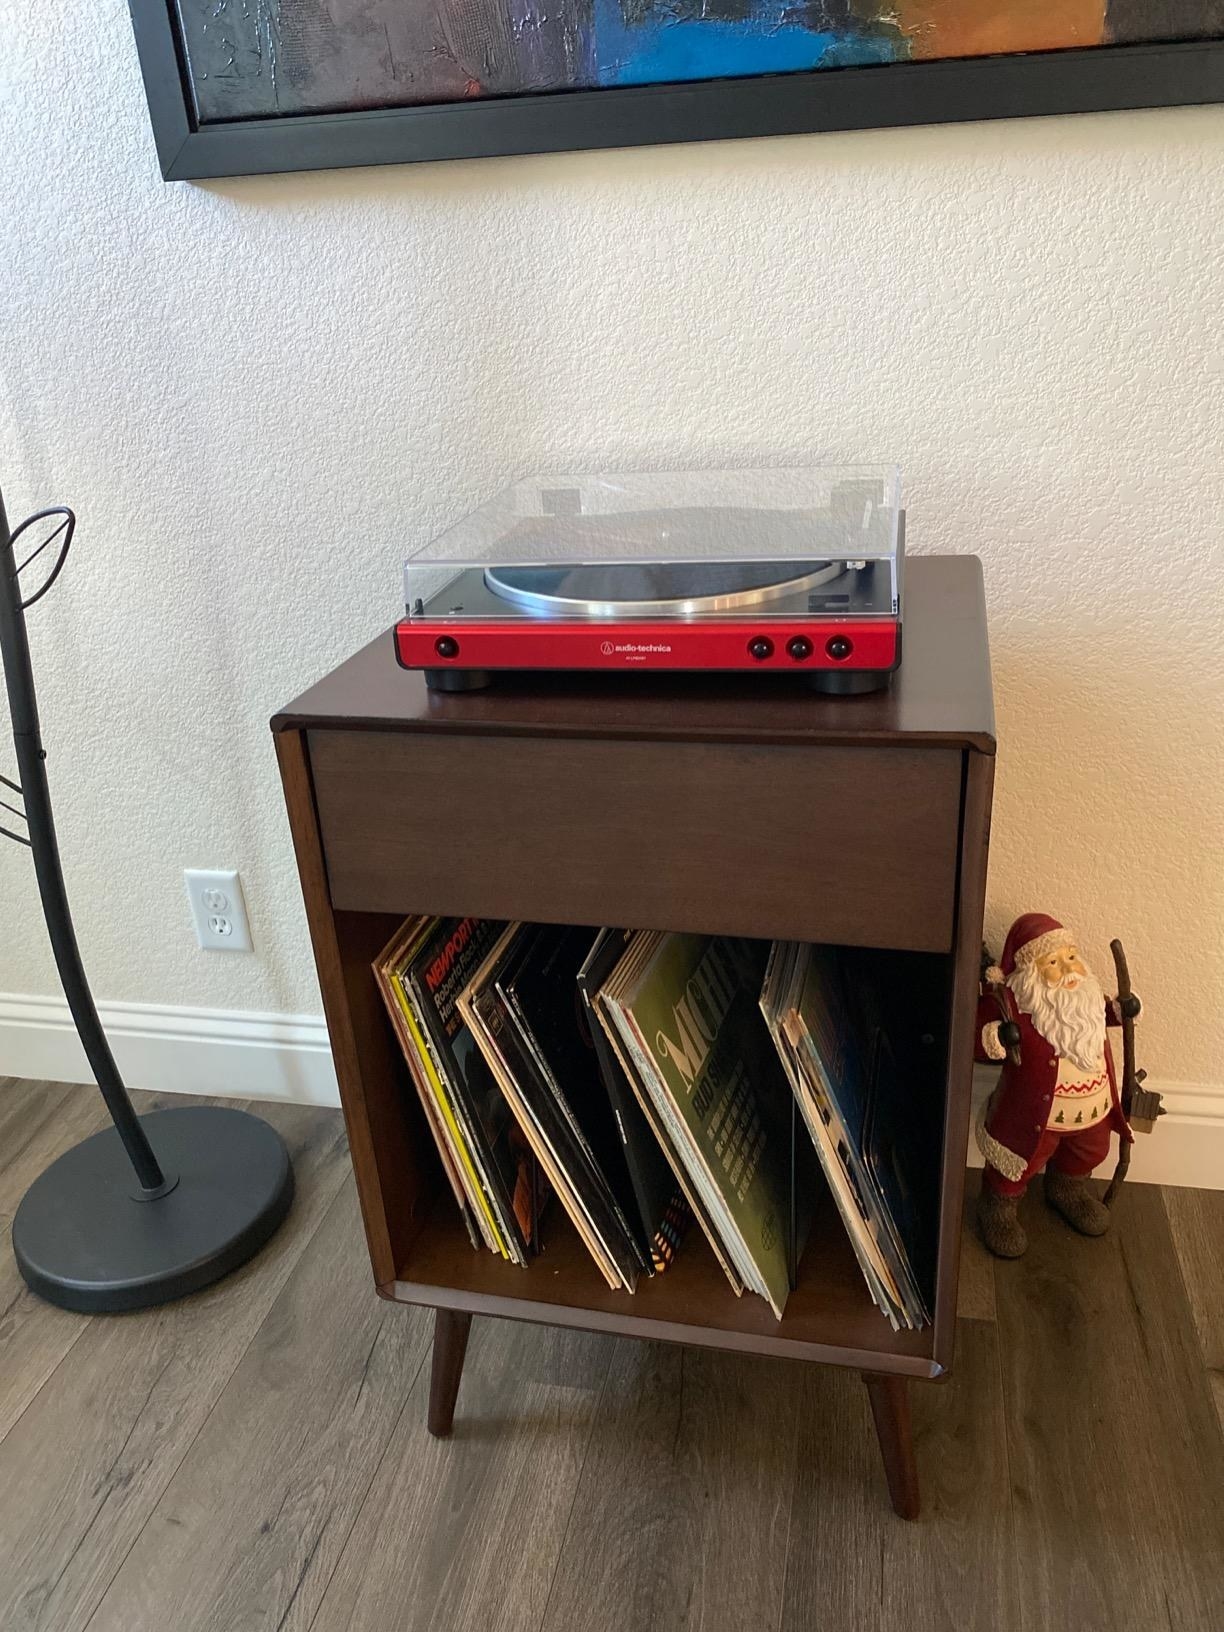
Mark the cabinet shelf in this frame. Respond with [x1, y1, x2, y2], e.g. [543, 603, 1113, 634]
[390, 1186, 937, 1375]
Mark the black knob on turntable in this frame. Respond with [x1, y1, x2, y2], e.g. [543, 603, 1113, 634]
[434, 636, 460, 659]
[825, 635, 854, 661]
[747, 636, 774, 661]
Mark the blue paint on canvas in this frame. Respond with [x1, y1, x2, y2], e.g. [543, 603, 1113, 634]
[182, 0, 914, 122]
[593, 1, 903, 90]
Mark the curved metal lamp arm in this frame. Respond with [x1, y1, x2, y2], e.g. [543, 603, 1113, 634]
[10, 506, 76, 609]
[0, 770, 30, 845]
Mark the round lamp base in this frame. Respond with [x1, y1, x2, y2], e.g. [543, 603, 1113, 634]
[12, 1104, 294, 1313]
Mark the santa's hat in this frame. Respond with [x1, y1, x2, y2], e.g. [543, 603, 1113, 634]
[986, 913, 1072, 985]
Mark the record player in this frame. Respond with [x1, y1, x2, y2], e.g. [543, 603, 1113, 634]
[395, 466, 904, 694]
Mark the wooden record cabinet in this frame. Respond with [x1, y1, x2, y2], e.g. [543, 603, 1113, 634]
[272, 555, 995, 1520]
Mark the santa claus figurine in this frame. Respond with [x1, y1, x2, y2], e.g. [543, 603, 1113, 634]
[976, 913, 1141, 1258]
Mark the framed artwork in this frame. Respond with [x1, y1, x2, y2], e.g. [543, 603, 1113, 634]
[129, 2, 1224, 180]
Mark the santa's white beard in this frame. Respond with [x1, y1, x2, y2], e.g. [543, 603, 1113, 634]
[1009, 963, 1107, 1073]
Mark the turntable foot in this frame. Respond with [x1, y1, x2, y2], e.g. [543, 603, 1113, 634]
[807, 671, 891, 696]
[424, 668, 493, 693]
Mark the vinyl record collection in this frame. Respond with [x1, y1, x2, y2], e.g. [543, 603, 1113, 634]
[375, 918, 936, 1326]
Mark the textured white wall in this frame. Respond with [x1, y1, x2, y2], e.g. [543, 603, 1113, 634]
[1, 4, 1222, 1090]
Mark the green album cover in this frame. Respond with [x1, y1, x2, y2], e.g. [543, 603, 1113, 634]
[617, 935, 796, 1318]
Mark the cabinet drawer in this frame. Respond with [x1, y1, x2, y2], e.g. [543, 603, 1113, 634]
[308, 730, 962, 953]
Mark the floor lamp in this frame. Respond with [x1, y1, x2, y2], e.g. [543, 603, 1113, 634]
[2, 484, 294, 1312]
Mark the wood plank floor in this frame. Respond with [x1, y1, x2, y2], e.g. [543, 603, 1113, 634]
[1, 1081, 1221, 1632]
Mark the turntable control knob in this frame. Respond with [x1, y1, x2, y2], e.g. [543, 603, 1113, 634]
[825, 635, 854, 661]
[434, 636, 460, 659]
[786, 636, 814, 661]
[747, 636, 774, 662]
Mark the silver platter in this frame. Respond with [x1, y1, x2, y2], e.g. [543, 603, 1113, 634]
[483, 560, 845, 619]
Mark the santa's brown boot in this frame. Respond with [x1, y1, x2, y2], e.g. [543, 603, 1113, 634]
[1044, 1170, 1110, 1237]
[976, 1188, 1028, 1258]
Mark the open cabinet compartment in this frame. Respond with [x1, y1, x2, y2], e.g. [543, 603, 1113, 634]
[331, 906, 957, 1378]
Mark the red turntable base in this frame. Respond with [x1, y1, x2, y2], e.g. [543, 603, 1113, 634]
[395, 612, 900, 694]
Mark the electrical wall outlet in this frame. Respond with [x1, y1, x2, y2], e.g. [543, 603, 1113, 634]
[185, 868, 253, 952]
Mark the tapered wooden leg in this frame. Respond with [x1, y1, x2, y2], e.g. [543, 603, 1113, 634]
[427, 1308, 472, 1437]
[862, 1371, 920, 1520]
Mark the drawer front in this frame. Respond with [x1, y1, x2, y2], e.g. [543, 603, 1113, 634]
[308, 730, 963, 953]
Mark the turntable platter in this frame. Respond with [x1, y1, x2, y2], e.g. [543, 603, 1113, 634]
[483, 560, 845, 618]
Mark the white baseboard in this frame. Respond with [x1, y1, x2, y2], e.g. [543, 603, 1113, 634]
[0, 992, 339, 1107]
[969, 1065, 1224, 1191]
[1, 996, 1219, 1189]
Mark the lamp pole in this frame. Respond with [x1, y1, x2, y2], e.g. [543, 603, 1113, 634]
[1, 486, 167, 1191]
[2, 482, 293, 1313]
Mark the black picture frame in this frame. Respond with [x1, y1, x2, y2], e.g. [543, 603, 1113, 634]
[128, 1, 1224, 182]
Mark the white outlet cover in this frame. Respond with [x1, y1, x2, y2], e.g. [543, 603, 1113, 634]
[185, 868, 253, 953]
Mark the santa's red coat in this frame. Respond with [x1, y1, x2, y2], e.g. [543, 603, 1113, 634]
[975, 996, 1133, 1183]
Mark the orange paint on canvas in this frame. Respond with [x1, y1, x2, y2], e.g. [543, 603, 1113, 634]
[885, 1, 1107, 60]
